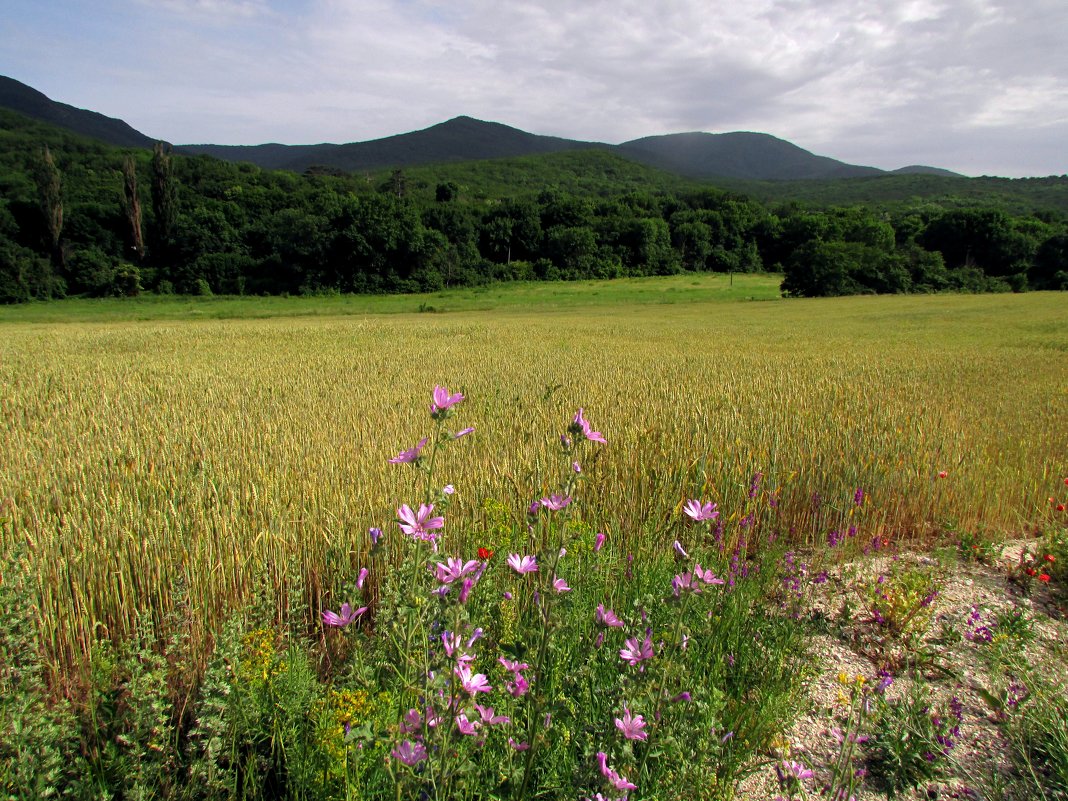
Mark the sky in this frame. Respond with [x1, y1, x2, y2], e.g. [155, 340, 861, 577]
[2, 0, 1066, 177]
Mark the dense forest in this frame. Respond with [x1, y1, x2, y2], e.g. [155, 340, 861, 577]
[1, 108, 1066, 303]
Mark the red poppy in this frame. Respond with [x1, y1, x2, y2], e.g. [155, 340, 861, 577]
[477, 547, 493, 560]
[1038, 574, 1051, 583]
[1047, 554, 1057, 563]
[1025, 567, 1037, 576]
[938, 471, 948, 479]
[1058, 504, 1066, 513]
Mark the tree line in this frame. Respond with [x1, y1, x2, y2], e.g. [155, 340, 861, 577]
[1, 121, 1066, 303]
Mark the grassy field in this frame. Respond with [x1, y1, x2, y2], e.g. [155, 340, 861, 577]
[0, 275, 1063, 679]
[1, 275, 1066, 682]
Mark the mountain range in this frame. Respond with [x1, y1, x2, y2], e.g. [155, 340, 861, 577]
[0, 75, 962, 181]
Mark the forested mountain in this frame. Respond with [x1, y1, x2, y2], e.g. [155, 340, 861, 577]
[617, 132, 885, 181]
[182, 116, 606, 173]
[0, 76, 160, 149]
[1, 75, 952, 181]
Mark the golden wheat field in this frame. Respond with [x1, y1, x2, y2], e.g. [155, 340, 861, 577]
[1, 279, 1066, 687]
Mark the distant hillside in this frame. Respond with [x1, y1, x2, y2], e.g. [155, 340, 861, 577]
[892, 165, 964, 177]
[717, 172, 1068, 216]
[182, 116, 607, 173]
[0, 74, 968, 182]
[618, 131, 885, 181]
[0, 75, 160, 149]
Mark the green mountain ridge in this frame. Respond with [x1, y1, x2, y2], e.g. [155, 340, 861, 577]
[0, 74, 962, 181]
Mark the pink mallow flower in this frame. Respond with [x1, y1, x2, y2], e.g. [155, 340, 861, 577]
[540, 494, 572, 511]
[619, 632, 654, 666]
[475, 704, 510, 725]
[614, 707, 648, 741]
[553, 575, 571, 593]
[392, 740, 428, 766]
[455, 713, 479, 736]
[694, 562, 725, 585]
[430, 385, 464, 415]
[434, 557, 480, 584]
[389, 437, 428, 464]
[455, 664, 492, 695]
[322, 602, 367, 627]
[683, 499, 719, 522]
[507, 553, 538, 575]
[594, 532, 606, 552]
[596, 752, 637, 792]
[397, 503, 445, 546]
[572, 408, 607, 444]
[596, 604, 625, 628]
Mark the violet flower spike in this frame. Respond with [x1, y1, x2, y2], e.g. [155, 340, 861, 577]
[322, 602, 367, 627]
[368, 526, 382, 545]
[572, 408, 607, 444]
[507, 553, 538, 575]
[683, 499, 719, 522]
[389, 437, 428, 465]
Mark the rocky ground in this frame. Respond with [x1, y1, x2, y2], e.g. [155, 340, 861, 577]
[737, 539, 1068, 801]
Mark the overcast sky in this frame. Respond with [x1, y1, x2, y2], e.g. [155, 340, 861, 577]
[3, 0, 1066, 177]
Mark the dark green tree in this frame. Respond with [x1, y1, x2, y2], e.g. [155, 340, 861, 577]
[150, 142, 178, 263]
[32, 145, 64, 268]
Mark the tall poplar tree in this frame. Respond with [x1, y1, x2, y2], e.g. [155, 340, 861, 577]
[150, 142, 177, 261]
[33, 145, 63, 267]
[121, 155, 144, 261]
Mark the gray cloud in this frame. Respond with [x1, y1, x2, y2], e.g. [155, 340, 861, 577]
[2, 0, 1065, 175]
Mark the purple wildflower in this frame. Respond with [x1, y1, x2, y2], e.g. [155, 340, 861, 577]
[615, 707, 648, 741]
[389, 437, 428, 464]
[619, 632, 654, 666]
[392, 740, 428, 766]
[475, 704, 510, 725]
[455, 664, 492, 695]
[673, 540, 689, 559]
[397, 503, 445, 546]
[430, 385, 464, 416]
[571, 408, 607, 444]
[540, 494, 572, 511]
[455, 713, 479, 736]
[596, 604, 625, 628]
[596, 752, 637, 792]
[453, 427, 475, 439]
[507, 553, 538, 575]
[322, 602, 367, 627]
[594, 532, 606, 552]
[368, 526, 382, 545]
[434, 557, 480, 584]
[683, 499, 719, 522]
